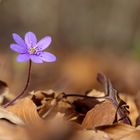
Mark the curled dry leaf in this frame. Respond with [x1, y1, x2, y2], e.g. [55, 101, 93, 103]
[0, 107, 24, 125]
[0, 80, 14, 105]
[29, 112, 76, 140]
[31, 90, 78, 119]
[82, 100, 116, 129]
[72, 96, 100, 114]
[70, 96, 101, 123]
[136, 115, 140, 126]
[6, 97, 42, 124]
[54, 99, 75, 119]
[120, 94, 139, 126]
[97, 73, 131, 125]
[0, 80, 8, 94]
[120, 130, 140, 140]
[87, 89, 105, 102]
[71, 130, 111, 140]
[30, 90, 56, 117]
[96, 123, 140, 140]
[0, 121, 29, 140]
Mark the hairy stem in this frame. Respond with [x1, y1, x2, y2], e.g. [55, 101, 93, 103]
[3, 60, 32, 107]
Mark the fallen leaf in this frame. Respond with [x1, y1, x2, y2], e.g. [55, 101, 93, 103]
[72, 97, 100, 114]
[136, 115, 140, 126]
[120, 130, 140, 140]
[96, 123, 140, 140]
[29, 112, 76, 140]
[7, 97, 42, 124]
[87, 89, 105, 102]
[71, 130, 111, 140]
[31, 90, 57, 117]
[97, 73, 131, 124]
[0, 107, 24, 125]
[120, 94, 139, 126]
[82, 100, 116, 129]
[0, 121, 29, 140]
[0, 80, 14, 105]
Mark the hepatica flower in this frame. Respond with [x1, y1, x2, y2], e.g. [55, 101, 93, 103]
[4, 32, 56, 108]
[10, 32, 56, 63]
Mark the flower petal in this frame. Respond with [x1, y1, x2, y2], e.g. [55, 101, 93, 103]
[36, 36, 52, 51]
[30, 55, 43, 63]
[12, 33, 27, 48]
[25, 32, 37, 48]
[39, 52, 56, 62]
[16, 54, 30, 62]
[10, 44, 27, 53]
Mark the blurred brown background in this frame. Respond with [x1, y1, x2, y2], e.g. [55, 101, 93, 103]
[0, 0, 140, 95]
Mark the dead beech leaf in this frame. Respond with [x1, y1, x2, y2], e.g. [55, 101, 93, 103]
[82, 100, 116, 129]
[87, 89, 105, 102]
[30, 90, 56, 117]
[0, 121, 29, 140]
[97, 73, 131, 125]
[30, 90, 55, 103]
[29, 112, 76, 140]
[71, 130, 111, 140]
[0, 80, 14, 105]
[69, 97, 101, 124]
[72, 97, 100, 114]
[7, 97, 42, 124]
[0, 107, 24, 125]
[96, 123, 140, 140]
[120, 94, 139, 126]
[119, 130, 140, 140]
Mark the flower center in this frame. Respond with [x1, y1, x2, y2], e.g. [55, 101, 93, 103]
[29, 47, 36, 54]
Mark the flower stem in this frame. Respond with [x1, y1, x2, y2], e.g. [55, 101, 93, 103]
[3, 60, 32, 108]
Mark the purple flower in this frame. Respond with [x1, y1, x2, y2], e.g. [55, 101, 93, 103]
[10, 32, 56, 63]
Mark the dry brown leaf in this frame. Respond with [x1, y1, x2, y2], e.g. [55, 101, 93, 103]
[82, 100, 116, 129]
[71, 130, 111, 140]
[30, 90, 56, 117]
[87, 89, 105, 102]
[72, 97, 100, 114]
[0, 80, 14, 105]
[0, 107, 24, 125]
[0, 121, 29, 140]
[29, 112, 76, 140]
[97, 123, 140, 140]
[119, 130, 140, 140]
[31, 90, 72, 118]
[69, 96, 101, 124]
[30, 90, 55, 102]
[120, 94, 139, 126]
[7, 97, 42, 124]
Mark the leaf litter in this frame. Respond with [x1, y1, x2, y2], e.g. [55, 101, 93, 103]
[0, 73, 139, 140]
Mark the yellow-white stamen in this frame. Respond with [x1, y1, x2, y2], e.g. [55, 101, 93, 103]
[29, 47, 36, 54]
